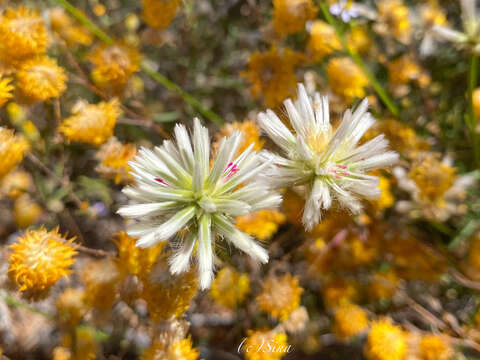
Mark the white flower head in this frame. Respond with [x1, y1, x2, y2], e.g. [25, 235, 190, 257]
[258, 83, 398, 231]
[118, 118, 281, 289]
[432, 0, 480, 52]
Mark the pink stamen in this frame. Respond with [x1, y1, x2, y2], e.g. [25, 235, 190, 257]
[224, 162, 239, 179]
[337, 164, 347, 169]
[154, 178, 169, 187]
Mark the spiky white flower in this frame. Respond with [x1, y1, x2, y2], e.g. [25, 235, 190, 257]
[118, 118, 281, 289]
[432, 0, 480, 53]
[257, 84, 398, 231]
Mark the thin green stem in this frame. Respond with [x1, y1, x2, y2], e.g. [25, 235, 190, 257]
[52, 0, 223, 125]
[468, 53, 480, 167]
[319, 2, 399, 117]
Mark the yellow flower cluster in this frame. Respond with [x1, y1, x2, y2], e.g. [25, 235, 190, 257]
[95, 137, 137, 184]
[216, 120, 264, 155]
[88, 43, 141, 94]
[142, 337, 199, 360]
[0, 7, 49, 67]
[333, 303, 369, 340]
[0, 170, 33, 199]
[81, 259, 120, 311]
[8, 227, 77, 296]
[56, 288, 86, 327]
[113, 231, 163, 277]
[13, 194, 43, 228]
[307, 20, 341, 61]
[243, 47, 303, 107]
[16, 56, 67, 102]
[0, 75, 13, 107]
[142, 0, 182, 29]
[364, 319, 407, 360]
[322, 277, 359, 309]
[59, 327, 99, 360]
[256, 273, 303, 321]
[326, 57, 368, 101]
[243, 329, 288, 360]
[272, 0, 317, 36]
[236, 210, 286, 241]
[142, 259, 198, 321]
[209, 267, 250, 309]
[59, 99, 122, 146]
[377, 0, 411, 44]
[418, 334, 453, 360]
[0, 127, 29, 179]
[388, 55, 421, 86]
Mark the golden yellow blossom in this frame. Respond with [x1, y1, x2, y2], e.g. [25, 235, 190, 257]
[209, 267, 250, 309]
[59, 99, 121, 146]
[370, 173, 395, 212]
[0, 127, 29, 179]
[142, 0, 182, 29]
[81, 259, 120, 311]
[333, 303, 369, 340]
[243, 329, 288, 360]
[8, 227, 77, 294]
[142, 337, 199, 360]
[322, 277, 359, 309]
[0, 75, 13, 107]
[56, 288, 86, 327]
[307, 20, 341, 60]
[364, 319, 407, 360]
[95, 137, 136, 184]
[236, 210, 286, 241]
[419, 334, 453, 360]
[256, 273, 303, 321]
[50, 7, 93, 47]
[273, 0, 317, 36]
[243, 47, 303, 108]
[216, 120, 264, 155]
[326, 57, 368, 101]
[0, 6, 49, 67]
[347, 26, 372, 55]
[142, 259, 198, 321]
[388, 55, 421, 85]
[281, 189, 305, 227]
[377, 0, 411, 44]
[88, 43, 141, 94]
[16, 56, 67, 102]
[1, 170, 33, 199]
[53, 347, 71, 360]
[420, 2, 447, 29]
[113, 231, 163, 278]
[408, 152, 455, 209]
[13, 194, 42, 228]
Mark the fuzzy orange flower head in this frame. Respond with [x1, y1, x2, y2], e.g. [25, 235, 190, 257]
[0, 170, 33, 199]
[256, 273, 303, 321]
[243, 47, 303, 108]
[0, 127, 29, 179]
[95, 137, 137, 184]
[8, 227, 77, 298]
[376, 0, 411, 44]
[236, 210, 286, 242]
[141, 337, 199, 360]
[16, 56, 67, 102]
[333, 303, 369, 340]
[59, 98, 121, 146]
[81, 258, 120, 311]
[88, 42, 140, 94]
[273, 0, 317, 36]
[419, 334, 453, 360]
[215, 120, 265, 156]
[141, 258, 198, 321]
[364, 319, 407, 360]
[307, 20, 341, 60]
[326, 57, 368, 101]
[56, 287, 86, 327]
[0, 6, 49, 67]
[142, 0, 182, 29]
[209, 267, 250, 309]
[242, 329, 289, 360]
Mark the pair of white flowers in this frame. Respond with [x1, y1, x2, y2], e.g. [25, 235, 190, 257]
[118, 84, 398, 289]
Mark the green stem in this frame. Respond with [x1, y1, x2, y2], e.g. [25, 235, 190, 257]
[319, 2, 399, 117]
[468, 53, 480, 167]
[52, 0, 223, 125]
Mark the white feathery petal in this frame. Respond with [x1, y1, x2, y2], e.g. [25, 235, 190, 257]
[174, 124, 195, 172]
[169, 233, 196, 274]
[117, 202, 178, 218]
[198, 214, 213, 289]
[432, 25, 467, 43]
[257, 110, 295, 153]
